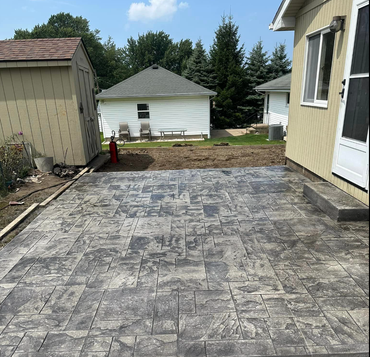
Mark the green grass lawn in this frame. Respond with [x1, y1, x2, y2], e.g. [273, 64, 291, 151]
[101, 134, 285, 150]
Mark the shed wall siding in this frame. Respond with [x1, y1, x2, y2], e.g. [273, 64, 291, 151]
[0, 66, 87, 165]
[287, 0, 369, 205]
[99, 96, 211, 139]
[263, 92, 290, 130]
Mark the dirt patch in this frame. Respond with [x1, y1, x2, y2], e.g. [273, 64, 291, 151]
[99, 145, 286, 172]
[0, 174, 67, 248]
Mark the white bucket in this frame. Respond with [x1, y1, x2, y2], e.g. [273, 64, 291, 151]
[34, 157, 54, 172]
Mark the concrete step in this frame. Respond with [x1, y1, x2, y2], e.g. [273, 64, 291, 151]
[303, 182, 369, 222]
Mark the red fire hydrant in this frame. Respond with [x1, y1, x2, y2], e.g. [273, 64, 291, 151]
[109, 131, 119, 163]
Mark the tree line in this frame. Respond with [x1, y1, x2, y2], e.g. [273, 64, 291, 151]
[13, 13, 291, 129]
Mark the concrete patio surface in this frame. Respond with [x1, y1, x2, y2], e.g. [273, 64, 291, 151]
[0, 166, 368, 356]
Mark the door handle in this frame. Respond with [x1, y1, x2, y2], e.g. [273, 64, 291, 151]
[339, 79, 346, 99]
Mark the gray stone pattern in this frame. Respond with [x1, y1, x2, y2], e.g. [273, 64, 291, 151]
[0, 167, 368, 357]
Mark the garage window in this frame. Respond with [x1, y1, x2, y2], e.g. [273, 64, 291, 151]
[138, 104, 150, 119]
[302, 28, 335, 108]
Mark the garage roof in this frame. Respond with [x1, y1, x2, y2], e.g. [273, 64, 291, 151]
[0, 38, 82, 62]
[255, 73, 291, 92]
[96, 65, 217, 99]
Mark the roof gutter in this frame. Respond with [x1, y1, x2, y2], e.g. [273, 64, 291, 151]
[96, 92, 217, 100]
[255, 89, 265, 95]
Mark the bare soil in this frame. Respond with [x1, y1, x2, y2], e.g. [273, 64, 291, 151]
[0, 174, 67, 247]
[99, 145, 286, 172]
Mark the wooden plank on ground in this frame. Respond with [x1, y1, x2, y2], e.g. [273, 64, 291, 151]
[40, 167, 90, 207]
[0, 203, 39, 240]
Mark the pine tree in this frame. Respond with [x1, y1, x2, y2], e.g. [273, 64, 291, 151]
[244, 40, 270, 122]
[209, 15, 247, 129]
[269, 43, 292, 80]
[183, 40, 215, 89]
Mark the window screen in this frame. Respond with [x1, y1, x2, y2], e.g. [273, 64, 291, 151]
[138, 104, 149, 111]
[317, 32, 335, 101]
[303, 30, 335, 105]
[138, 112, 150, 119]
[137, 104, 150, 119]
[351, 5, 369, 75]
[303, 34, 320, 103]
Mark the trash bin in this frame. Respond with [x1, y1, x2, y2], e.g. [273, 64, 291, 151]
[269, 124, 284, 141]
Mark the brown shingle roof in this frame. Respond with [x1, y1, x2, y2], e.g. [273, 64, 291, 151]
[0, 38, 81, 62]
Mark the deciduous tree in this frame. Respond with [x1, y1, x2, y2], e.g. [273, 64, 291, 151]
[13, 13, 127, 89]
[124, 31, 193, 76]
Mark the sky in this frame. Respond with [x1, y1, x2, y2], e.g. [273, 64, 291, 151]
[0, 0, 294, 60]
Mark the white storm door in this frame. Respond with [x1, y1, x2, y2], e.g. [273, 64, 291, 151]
[332, 0, 369, 189]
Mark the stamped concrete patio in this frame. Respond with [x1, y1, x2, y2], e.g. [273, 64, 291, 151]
[0, 166, 368, 356]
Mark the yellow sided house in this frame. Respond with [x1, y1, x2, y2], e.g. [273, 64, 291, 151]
[270, 0, 369, 206]
[0, 38, 101, 166]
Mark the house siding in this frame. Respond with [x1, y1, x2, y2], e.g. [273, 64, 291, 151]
[99, 96, 211, 139]
[263, 92, 290, 131]
[287, 0, 369, 205]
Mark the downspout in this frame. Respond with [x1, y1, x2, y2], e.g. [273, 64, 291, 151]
[209, 95, 216, 139]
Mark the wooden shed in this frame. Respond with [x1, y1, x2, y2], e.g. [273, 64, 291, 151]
[0, 38, 101, 166]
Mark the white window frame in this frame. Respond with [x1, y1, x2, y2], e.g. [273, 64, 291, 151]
[301, 26, 335, 109]
[137, 103, 150, 119]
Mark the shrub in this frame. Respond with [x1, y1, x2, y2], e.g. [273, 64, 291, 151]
[0, 135, 31, 193]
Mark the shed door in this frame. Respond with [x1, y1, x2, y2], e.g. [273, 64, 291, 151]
[78, 65, 99, 161]
[332, 0, 369, 189]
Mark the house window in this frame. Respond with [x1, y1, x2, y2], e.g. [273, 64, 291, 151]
[137, 104, 150, 119]
[302, 28, 335, 107]
[287, 93, 290, 106]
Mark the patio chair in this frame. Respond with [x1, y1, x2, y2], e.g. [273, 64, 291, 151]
[119, 122, 131, 142]
[140, 121, 152, 141]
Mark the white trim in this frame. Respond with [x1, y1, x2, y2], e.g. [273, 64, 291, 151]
[301, 26, 334, 108]
[275, 17, 296, 31]
[271, 0, 293, 31]
[256, 89, 291, 93]
[350, 73, 370, 78]
[306, 25, 331, 37]
[313, 32, 324, 101]
[300, 102, 328, 109]
[332, 0, 369, 189]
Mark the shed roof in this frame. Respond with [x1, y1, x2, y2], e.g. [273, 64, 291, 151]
[255, 73, 292, 92]
[96, 65, 217, 99]
[0, 38, 82, 62]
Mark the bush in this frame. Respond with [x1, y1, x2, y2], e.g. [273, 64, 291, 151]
[0, 137, 31, 193]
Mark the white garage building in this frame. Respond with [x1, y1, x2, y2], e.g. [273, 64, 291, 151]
[255, 73, 291, 132]
[96, 65, 217, 140]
